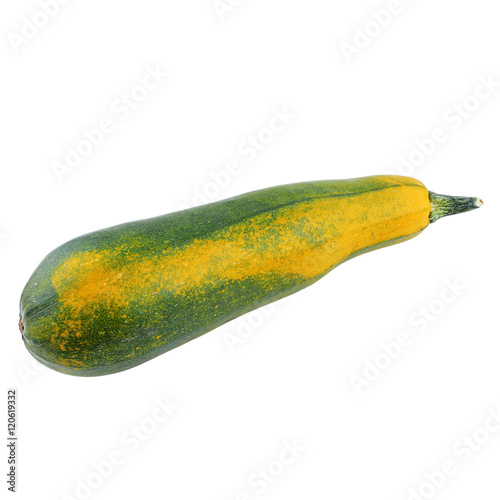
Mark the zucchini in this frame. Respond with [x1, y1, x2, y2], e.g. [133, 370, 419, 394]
[18, 175, 482, 376]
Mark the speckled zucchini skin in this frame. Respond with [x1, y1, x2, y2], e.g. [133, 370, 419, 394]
[19, 175, 431, 376]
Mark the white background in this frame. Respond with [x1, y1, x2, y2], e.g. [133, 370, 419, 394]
[1, 1, 500, 499]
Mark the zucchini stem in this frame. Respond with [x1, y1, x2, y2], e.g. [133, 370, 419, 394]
[429, 191, 483, 223]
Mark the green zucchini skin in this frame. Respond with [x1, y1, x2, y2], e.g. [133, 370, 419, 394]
[19, 175, 433, 376]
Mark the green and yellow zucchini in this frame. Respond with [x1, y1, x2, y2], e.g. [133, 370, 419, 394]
[18, 175, 482, 376]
